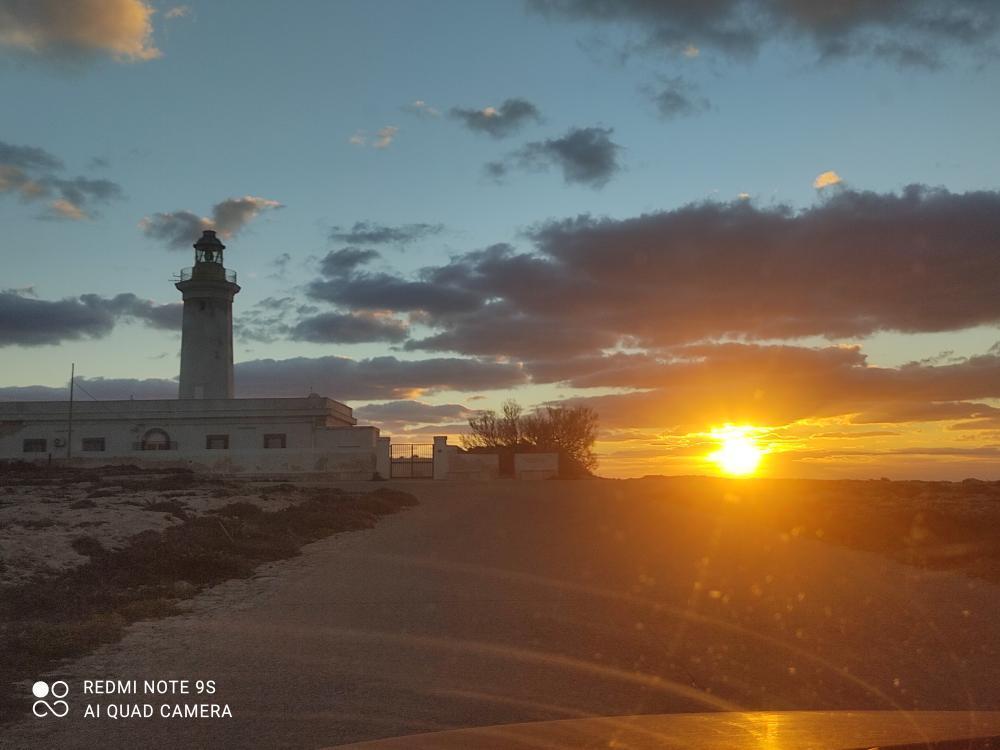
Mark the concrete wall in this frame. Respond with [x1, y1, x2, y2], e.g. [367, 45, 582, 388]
[445, 447, 500, 480]
[514, 452, 559, 480]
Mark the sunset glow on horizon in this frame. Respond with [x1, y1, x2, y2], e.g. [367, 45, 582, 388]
[707, 426, 767, 477]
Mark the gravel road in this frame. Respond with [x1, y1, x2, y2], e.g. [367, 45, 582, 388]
[4, 479, 999, 749]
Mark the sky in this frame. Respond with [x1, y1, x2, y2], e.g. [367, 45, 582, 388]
[2, 0, 1000, 479]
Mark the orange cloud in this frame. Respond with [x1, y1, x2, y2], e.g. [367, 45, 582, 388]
[0, 0, 160, 63]
[48, 199, 85, 221]
[813, 170, 842, 189]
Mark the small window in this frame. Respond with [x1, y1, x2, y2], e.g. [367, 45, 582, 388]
[82, 437, 106, 452]
[263, 433, 286, 449]
[206, 434, 229, 450]
[23, 438, 47, 453]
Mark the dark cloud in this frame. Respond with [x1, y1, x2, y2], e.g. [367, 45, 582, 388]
[289, 312, 408, 344]
[450, 98, 542, 138]
[234, 297, 296, 345]
[548, 343, 1000, 433]
[307, 272, 482, 316]
[233, 355, 527, 400]
[319, 247, 381, 277]
[140, 196, 282, 249]
[529, 0, 1000, 67]
[268, 252, 292, 279]
[0, 139, 124, 220]
[483, 161, 508, 182]
[643, 77, 710, 119]
[1, 356, 526, 402]
[522, 185, 1000, 345]
[0, 0, 160, 65]
[0, 377, 177, 401]
[405, 302, 619, 359]
[0, 141, 63, 171]
[307, 186, 1000, 359]
[329, 221, 443, 246]
[496, 127, 622, 188]
[103, 293, 182, 331]
[0, 289, 179, 346]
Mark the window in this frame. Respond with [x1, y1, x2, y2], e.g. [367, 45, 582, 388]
[206, 434, 229, 450]
[263, 433, 286, 449]
[23, 438, 47, 453]
[82, 437, 106, 452]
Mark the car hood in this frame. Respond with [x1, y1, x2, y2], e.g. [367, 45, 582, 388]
[329, 710, 1000, 749]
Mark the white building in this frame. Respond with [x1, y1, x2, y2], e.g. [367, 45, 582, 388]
[0, 231, 388, 478]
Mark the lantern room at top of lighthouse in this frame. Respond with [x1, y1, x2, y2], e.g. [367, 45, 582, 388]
[194, 229, 225, 265]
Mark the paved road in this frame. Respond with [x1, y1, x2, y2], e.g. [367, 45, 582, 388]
[5, 480, 1000, 749]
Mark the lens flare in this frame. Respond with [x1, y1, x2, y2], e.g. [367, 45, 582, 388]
[708, 426, 765, 476]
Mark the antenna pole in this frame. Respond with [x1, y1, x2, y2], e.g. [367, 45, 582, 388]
[67, 362, 75, 462]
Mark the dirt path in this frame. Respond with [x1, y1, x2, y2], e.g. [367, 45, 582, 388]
[4, 480, 1000, 749]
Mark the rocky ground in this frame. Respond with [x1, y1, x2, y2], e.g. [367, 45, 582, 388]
[0, 463, 313, 586]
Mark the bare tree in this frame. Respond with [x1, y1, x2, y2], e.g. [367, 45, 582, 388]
[521, 404, 598, 475]
[461, 399, 522, 449]
[463, 399, 598, 476]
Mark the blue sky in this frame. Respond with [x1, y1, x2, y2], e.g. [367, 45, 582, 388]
[3, 1, 1000, 477]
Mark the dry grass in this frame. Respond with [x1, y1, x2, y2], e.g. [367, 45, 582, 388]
[0, 465, 417, 723]
[626, 476, 1000, 582]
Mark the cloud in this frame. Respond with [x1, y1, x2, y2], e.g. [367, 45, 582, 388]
[301, 186, 1000, 362]
[268, 252, 292, 279]
[373, 126, 398, 149]
[348, 126, 399, 149]
[495, 126, 622, 188]
[450, 98, 542, 138]
[813, 170, 843, 189]
[328, 221, 443, 245]
[548, 343, 1000, 433]
[643, 76, 710, 119]
[319, 247, 381, 276]
[528, 0, 1000, 68]
[307, 241, 491, 314]
[0, 141, 63, 171]
[164, 6, 191, 20]
[140, 195, 283, 249]
[47, 199, 84, 220]
[354, 400, 474, 432]
[0, 289, 180, 346]
[233, 355, 527, 400]
[0, 0, 160, 64]
[0, 140, 124, 220]
[289, 311, 409, 344]
[0, 357, 527, 403]
[0, 377, 177, 401]
[402, 100, 440, 118]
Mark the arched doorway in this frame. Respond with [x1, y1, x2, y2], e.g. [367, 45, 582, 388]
[140, 428, 174, 451]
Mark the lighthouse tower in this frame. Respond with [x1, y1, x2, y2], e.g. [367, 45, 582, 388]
[175, 230, 241, 399]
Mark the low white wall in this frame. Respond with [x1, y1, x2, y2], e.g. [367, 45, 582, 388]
[446, 450, 500, 480]
[514, 452, 559, 480]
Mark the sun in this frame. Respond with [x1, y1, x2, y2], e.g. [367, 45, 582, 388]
[708, 426, 765, 476]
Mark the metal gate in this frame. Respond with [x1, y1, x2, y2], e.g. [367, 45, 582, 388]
[390, 443, 434, 478]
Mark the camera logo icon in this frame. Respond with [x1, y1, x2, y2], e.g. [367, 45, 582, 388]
[32, 680, 69, 718]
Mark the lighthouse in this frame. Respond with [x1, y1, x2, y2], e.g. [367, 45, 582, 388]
[175, 230, 241, 399]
